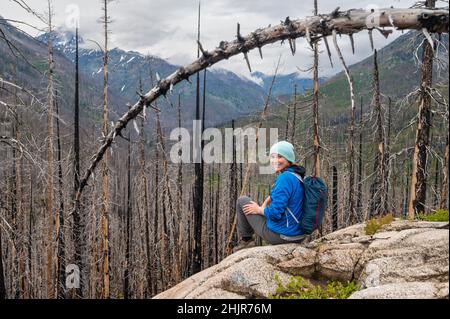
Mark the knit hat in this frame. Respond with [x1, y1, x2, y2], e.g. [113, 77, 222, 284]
[269, 141, 295, 163]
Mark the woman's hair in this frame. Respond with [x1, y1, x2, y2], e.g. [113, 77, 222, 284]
[282, 163, 306, 178]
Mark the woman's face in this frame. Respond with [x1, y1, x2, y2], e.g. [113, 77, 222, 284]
[270, 154, 290, 173]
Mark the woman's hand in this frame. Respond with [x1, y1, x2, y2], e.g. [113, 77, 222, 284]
[261, 196, 271, 209]
[243, 201, 264, 215]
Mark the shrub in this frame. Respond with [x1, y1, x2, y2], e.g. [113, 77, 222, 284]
[364, 213, 394, 235]
[417, 209, 449, 222]
[270, 274, 358, 299]
[364, 218, 380, 236]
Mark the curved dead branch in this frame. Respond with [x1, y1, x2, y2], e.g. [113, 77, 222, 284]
[72, 7, 449, 212]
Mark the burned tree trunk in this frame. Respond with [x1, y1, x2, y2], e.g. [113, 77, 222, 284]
[123, 116, 132, 299]
[332, 165, 338, 231]
[152, 121, 160, 294]
[226, 120, 238, 253]
[177, 94, 183, 220]
[369, 50, 387, 218]
[332, 30, 357, 224]
[193, 2, 204, 274]
[433, 151, 440, 208]
[285, 103, 291, 141]
[55, 92, 66, 299]
[408, 0, 436, 218]
[138, 102, 151, 297]
[291, 84, 298, 144]
[100, 0, 111, 298]
[214, 164, 220, 265]
[0, 224, 4, 299]
[357, 98, 363, 217]
[386, 97, 392, 213]
[312, 0, 321, 177]
[45, 5, 56, 298]
[440, 135, 449, 209]
[403, 161, 411, 217]
[12, 65, 27, 299]
[176, 93, 184, 283]
[71, 25, 83, 298]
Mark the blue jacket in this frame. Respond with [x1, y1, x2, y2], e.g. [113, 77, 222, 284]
[263, 166, 304, 236]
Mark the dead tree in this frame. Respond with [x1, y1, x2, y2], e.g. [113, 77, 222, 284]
[45, 3, 56, 298]
[152, 117, 160, 294]
[332, 165, 338, 231]
[433, 142, 440, 208]
[123, 111, 132, 299]
[285, 102, 291, 140]
[291, 84, 298, 144]
[403, 161, 411, 216]
[214, 163, 220, 265]
[55, 91, 66, 299]
[357, 97, 363, 217]
[332, 29, 357, 224]
[71, 7, 449, 220]
[0, 222, 5, 299]
[137, 78, 152, 297]
[312, 0, 321, 177]
[408, 0, 437, 218]
[193, 1, 204, 274]
[227, 119, 238, 252]
[200, 68, 207, 269]
[12, 64, 27, 299]
[150, 81, 175, 289]
[71, 25, 83, 298]
[177, 93, 183, 221]
[100, 0, 111, 298]
[369, 50, 387, 218]
[386, 97, 392, 213]
[440, 135, 449, 209]
[176, 93, 184, 283]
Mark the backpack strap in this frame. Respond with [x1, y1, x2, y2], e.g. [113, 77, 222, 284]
[289, 171, 304, 183]
[284, 172, 304, 227]
[286, 207, 300, 224]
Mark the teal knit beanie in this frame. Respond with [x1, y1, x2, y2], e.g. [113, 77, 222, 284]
[269, 141, 295, 163]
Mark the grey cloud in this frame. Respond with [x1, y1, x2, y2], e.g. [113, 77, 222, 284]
[3, 0, 444, 80]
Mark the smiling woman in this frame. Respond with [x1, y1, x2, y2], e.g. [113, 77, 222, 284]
[234, 141, 307, 252]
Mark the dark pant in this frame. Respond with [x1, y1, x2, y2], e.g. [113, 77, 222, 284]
[236, 196, 288, 245]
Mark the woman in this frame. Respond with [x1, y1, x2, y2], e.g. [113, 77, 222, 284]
[234, 141, 306, 252]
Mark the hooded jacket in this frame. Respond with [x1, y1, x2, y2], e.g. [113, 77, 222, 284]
[263, 165, 305, 236]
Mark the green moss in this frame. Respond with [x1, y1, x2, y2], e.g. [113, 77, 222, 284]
[269, 274, 358, 299]
[417, 209, 449, 222]
[364, 213, 395, 236]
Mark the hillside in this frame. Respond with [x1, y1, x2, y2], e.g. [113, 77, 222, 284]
[36, 29, 269, 129]
[319, 31, 448, 114]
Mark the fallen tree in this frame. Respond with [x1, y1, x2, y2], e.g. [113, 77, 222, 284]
[72, 6, 449, 217]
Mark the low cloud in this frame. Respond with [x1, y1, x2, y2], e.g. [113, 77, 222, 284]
[3, 0, 445, 78]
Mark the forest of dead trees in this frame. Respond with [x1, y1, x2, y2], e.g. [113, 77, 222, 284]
[0, 0, 448, 299]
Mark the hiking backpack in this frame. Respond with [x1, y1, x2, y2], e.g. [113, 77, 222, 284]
[288, 172, 329, 234]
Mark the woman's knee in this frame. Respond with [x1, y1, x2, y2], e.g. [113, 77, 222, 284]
[237, 196, 251, 206]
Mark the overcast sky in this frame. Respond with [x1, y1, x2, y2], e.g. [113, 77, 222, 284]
[2, 0, 446, 80]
